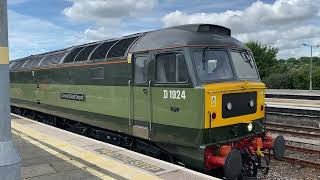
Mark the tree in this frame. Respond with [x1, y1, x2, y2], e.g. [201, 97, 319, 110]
[311, 66, 320, 90]
[263, 73, 293, 89]
[245, 41, 279, 80]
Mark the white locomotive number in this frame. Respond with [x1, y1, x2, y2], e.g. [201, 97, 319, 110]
[163, 90, 186, 100]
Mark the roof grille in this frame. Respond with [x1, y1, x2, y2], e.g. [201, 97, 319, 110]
[41, 52, 67, 66]
[63, 47, 85, 63]
[106, 36, 138, 59]
[11, 59, 28, 70]
[74, 44, 99, 62]
[23, 56, 43, 69]
[89, 41, 117, 61]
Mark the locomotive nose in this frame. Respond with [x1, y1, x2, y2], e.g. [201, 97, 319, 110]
[223, 149, 242, 180]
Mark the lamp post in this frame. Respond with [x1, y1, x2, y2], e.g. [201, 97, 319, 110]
[302, 44, 320, 91]
[0, 0, 21, 179]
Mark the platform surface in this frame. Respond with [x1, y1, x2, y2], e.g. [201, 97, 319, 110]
[11, 114, 216, 180]
[266, 98, 320, 111]
[266, 89, 320, 96]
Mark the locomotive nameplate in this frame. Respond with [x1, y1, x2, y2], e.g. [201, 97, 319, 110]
[60, 93, 86, 101]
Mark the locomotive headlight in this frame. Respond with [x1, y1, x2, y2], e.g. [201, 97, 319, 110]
[249, 99, 255, 108]
[226, 102, 232, 111]
[248, 123, 253, 132]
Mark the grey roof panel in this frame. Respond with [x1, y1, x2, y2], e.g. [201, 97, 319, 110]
[131, 27, 245, 52]
[10, 24, 247, 71]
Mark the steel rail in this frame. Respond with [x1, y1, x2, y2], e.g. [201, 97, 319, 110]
[282, 156, 320, 169]
[266, 127, 320, 138]
[266, 122, 320, 138]
[266, 122, 320, 133]
[266, 152, 320, 170]
[286, 144, 320, 155]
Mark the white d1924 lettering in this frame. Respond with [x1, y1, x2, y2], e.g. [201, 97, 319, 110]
[163, 90, 186, 100]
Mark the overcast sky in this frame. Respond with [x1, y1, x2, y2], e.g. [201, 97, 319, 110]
[8, 0, 320, 60]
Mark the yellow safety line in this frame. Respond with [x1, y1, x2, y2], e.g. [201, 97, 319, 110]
[0, 47, 9, 64]
[12, 129, 114, 180]
[11, 121, 161, 180]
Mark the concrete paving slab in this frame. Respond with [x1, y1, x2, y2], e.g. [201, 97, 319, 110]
[109, 149, 182, 176]
[22, 164, 56, 179]
[81, 143, 121, 153]
[160, 169, 211, 180]
[26, 169, 99, 180]
[12, 134, 105, 180]
[12, 118, 36, 125]
[65, 136, 98, 147]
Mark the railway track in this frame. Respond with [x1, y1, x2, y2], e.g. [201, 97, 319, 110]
[267, 145, 320, 169]
[286, 144, 320, 155]
[281, 156, 320, 169]
[264, 123, 320, 169]
[266, 122, 320, 139]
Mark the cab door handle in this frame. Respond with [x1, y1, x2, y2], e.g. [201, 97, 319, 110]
[142, 88, 148, 95]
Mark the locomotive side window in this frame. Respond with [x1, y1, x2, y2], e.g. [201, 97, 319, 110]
[134, 56, 150, 83]
[90, 67, 104, 80]
[156, 52, 188, 83]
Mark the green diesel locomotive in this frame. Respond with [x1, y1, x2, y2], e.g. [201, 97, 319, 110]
[10, 24, 285, 179]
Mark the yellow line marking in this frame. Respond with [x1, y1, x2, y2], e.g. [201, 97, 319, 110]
[0, 47, 9, 64]
[12, 129, 114, 180]
[11, 121, 161, 180]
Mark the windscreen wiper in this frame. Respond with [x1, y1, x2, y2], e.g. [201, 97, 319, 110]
[202, 47, 209, 70]
[240, 51, 253, 68]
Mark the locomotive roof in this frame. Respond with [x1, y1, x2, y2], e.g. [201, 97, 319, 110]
[10, 24, 247, 71]
[131, 24, 246, 52]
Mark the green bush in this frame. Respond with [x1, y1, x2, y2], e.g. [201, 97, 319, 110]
[246, 41, 320, 90]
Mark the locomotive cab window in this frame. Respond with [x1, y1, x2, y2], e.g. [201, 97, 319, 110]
[192, 49, 233, 83]
[156, 52, 188, 83]
[230, 51, 259, 80]
[134, 56, 150, 84]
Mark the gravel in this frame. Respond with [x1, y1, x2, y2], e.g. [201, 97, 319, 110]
[257, 135, 320, 179]
[259, 159, 320, 180]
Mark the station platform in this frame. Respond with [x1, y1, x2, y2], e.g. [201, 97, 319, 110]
[11, 114, 216, 180]
[266, 89, 320, 100]
[266, 98, 320, 111]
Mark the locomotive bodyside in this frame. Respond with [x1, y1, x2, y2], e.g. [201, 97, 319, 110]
[10, 24, 285, 179]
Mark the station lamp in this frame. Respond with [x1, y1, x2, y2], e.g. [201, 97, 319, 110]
[302, 44, 320, 91]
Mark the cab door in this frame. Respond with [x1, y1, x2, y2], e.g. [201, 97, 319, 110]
[132, 53, 153, 139]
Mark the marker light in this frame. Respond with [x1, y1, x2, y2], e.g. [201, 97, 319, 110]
[248, 123, 253, 132]
[211, 112, 217, 120]
[226, 102, 232, 111]
[249, 99, 255, 108]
